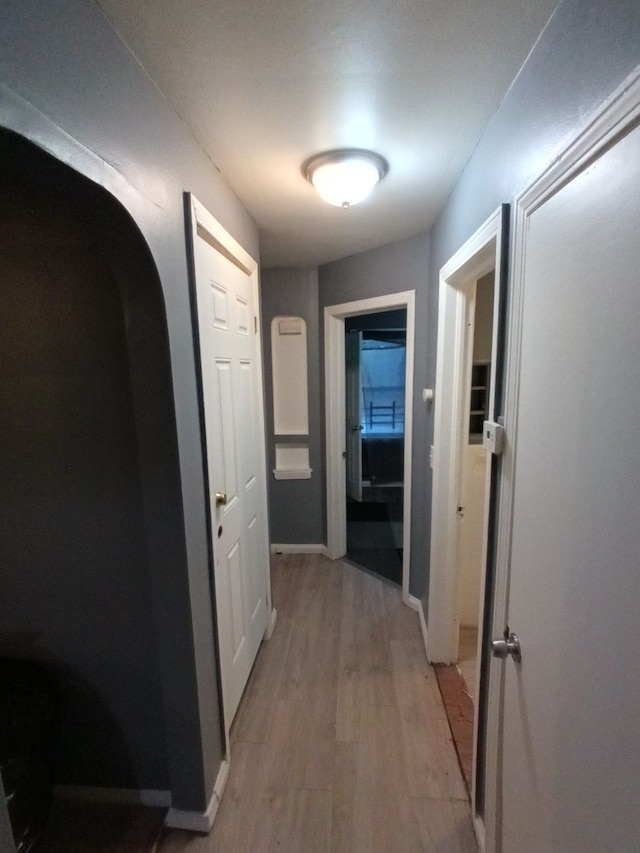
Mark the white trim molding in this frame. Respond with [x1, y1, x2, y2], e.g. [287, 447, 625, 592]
[265, 606, 278, 640]
[324, 291, 416, 605]
[426, 206, 508, 853]
[165, 760, 229, 832]
[427, 207, 506, 665]
[406, 594, 429, 659]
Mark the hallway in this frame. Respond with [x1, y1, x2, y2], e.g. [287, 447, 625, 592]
[159, 554, 477, 852]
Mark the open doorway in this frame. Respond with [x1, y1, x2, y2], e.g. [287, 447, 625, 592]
[345, 310, 406, 585]
[435, 269, 496, 798]
[428, 205, 509, 844]
[324, 291, 415, 604]
[455, 271, 494, 704]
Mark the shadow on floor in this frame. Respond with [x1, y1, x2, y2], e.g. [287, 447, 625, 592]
[41, 800, 166, 852]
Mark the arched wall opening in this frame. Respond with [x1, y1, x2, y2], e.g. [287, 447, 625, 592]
[0, 127, 189, 792]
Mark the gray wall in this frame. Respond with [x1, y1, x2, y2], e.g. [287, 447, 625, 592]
[425, 0, 640, 614]
[0, 147, 167, 788]
[261, 268, 324, 545]
[319, 232, 431, 599]
[0, 0, 259, 812]
[313, 0, 640, 611]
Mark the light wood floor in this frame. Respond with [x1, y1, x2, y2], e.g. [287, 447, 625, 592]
[158, 554, 478, 853]
[457, 626, 479, 704]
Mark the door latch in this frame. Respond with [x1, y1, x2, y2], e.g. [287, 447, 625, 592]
[483, 420, 505, 455]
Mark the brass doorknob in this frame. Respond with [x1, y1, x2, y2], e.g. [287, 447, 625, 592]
[215, 491, 228, 508]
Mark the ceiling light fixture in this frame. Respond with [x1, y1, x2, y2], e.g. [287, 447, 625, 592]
[303, 149, 389, 209]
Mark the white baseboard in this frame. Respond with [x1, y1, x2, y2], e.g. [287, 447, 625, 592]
[473, 813, 486, 853]
[165, 760, 229, 833]
[405, 594, 429, 660]
[54, 785, 171, 808]
[265, 606, 278, 640]
[270, 543, 328, 556]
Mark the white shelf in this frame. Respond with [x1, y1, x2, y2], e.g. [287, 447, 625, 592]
[273, 468, 312, 480]
[273, 443, 312, 480]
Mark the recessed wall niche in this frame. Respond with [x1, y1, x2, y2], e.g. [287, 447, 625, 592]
[270, 315, 309, 435]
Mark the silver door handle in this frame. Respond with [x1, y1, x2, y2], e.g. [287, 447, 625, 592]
[491, 631, 521, 663]
[215, 491, 228, 508]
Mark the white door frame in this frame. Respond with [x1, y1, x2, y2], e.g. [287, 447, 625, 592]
[427, 207, 507, 852]
[187, 195, 276, 748]
[325, 291, 415, 603]
[427, 208, 505, 662]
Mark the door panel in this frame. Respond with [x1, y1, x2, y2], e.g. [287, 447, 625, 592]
[501, 122, 640, 852]
[216, 360, 238, 501]
[238, 360, 256, 490]
[228, 539, 244, 659]
[193, 229, 268, 726]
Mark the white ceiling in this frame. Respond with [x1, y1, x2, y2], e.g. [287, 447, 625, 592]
[97, 0, 558, 268]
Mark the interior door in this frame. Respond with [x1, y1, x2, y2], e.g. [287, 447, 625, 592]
[192, 220, 269, 728]
[499, 118, 640, 851]
[345, 330, 363, 501]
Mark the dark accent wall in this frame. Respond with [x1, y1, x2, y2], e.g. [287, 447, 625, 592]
[0, 130, 177, 788]
[1, 0, 260, 811]
[319, 232, 431, 599]
[261, 268, 324, 545]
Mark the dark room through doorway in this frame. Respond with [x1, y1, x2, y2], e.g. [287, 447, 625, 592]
[344, 309, 406, 585]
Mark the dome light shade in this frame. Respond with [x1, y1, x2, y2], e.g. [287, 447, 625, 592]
[303, 149, 389, 208]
